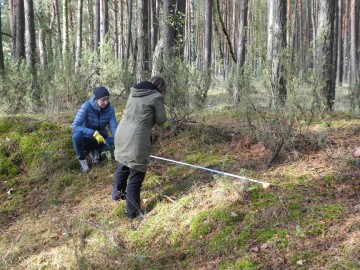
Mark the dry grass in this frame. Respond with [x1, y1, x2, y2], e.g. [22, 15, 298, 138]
[1, 106, 360, 269]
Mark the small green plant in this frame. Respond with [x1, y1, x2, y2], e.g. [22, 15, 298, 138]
[220, 258, 260, 270]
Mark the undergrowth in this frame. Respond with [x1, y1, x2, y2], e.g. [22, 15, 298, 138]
[0, 108, 359, 269]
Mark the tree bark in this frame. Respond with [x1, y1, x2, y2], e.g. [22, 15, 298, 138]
[9, 0, 13, 35]
[163, 0, 176, 62]
[94, 0, 100, 50]
[331, 0, 339, 109]
[311, 0, 318, 67]
[237, 0, 248, 74]
[175, 0, 186, 57]
[349, 0, 358, 90]
[336, 0, 343, 85]
[0, 5, 4, 74]
[204, 0, 213, 71]
[233, 0, 248, 102]
[150, 0, 159, 55]
[267, 0, 274, 61]
[126, 0, 133, 59]
[136, 0, 149, 81]
[100, 0, 109, 42]
[286, 0, 291, 47]
[119, 0, 124, 59]
[24, 0, 36, 73]
[271, 0, 287, 105]
[12, 0, 25, 63]
[304, 0, 312, 69]
[87, 0, 93, 50]
[54, 0, 62, 56]
[38, 26, 47, 67]
[75, 0, 83, 70]
[114, 0, 119, 58]
[343, 0, 349, 84]
[62, 0, 69, 55]
[316, 0, 336, 110]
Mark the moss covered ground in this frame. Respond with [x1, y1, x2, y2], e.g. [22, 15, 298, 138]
[0, 105, 359, 269]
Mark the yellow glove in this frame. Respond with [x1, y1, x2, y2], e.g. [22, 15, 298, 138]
[93, 131, 107, 144]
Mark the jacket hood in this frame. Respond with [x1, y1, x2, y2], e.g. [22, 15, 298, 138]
[131, 81, 159, 97]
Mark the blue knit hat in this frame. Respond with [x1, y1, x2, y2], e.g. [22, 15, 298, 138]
[94, 86, 110, 100]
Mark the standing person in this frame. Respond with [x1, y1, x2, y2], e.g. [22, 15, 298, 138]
[72, 86, 118, 173]
[112, 76, 167, 219]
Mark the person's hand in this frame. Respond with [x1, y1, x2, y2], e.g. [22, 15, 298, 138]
[353, 147, 360, 158]
[93, 131, 107, 144]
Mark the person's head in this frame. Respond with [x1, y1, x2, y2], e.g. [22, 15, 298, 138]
[149, 76, 167, 96]
[94, 86, 110, 109]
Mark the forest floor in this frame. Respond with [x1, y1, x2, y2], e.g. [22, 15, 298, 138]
[0, 89, 360, 269]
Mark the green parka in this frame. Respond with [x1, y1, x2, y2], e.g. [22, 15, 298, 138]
[114, 82, 167, 172]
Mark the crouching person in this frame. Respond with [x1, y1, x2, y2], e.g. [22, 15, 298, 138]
[72, 86, 118, 173]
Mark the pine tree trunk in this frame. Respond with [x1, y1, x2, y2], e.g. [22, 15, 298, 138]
[12, 0, 25, 63]
[100, 0, 108, 43]
[119, 0, 124, 59]
[24, 0, 36, 72]
[150, 0, 159, 55]
[336, 0, 343, 85]
[136, 0, 149, 81]
[126, 0, 133, 59]
[286, 0, 291, 47]
[331, 0, 339, 109]
[343, 0, 349, 84]
[0, 5, 4, 74]
[175, 0, 186, 57]
[349, 0, 358, 90]
[185, 0, 195, 64]
[38, 27, 47, 67]
[311, 0, 318, 67]
[62, 0, 69, 55]
[204, 0, 213, 71]
[233, 0, 248, 102]
[54, 0, 62, 56]
[9, 0, 13, 35]
[87, 0, 93, 50]
[94, 0, 100, 50]
[163, 0, 176, 62]
[267, 0, 274, 61]
[316, 0, 336, 110]
[271, 0, 287, 105]
[75, 0, 83, 70]
[237, 0, 248, 71]
[304, 0, 312, 69]
[68, 0, 74, 54]
[114, 0, 119, 58]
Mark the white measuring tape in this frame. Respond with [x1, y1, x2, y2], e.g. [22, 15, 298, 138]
[150, 155, 271, 189]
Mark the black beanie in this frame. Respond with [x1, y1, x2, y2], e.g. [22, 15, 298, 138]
[94, 86, 110, 100]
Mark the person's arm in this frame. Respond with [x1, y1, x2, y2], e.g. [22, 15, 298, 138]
[108, 107, 118, 137]
[153, 96, 167, 126]
[72, 103, 96, 137]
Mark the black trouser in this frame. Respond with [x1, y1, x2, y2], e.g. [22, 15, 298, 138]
[113, 164, 146, 218]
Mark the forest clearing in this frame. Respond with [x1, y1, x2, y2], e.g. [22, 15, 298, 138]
[0, 86, 359, 269]
[1, 0, 360, 269]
